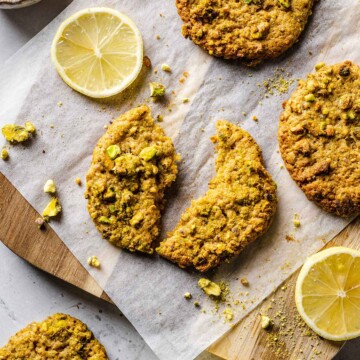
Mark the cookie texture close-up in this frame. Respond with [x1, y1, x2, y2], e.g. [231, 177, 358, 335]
[86, 105, 178, 254]
[157, 121, 277, 272]
[0, 313, 108, 359]
[279, 61, 360, 217]
[176, 0, 314, 65]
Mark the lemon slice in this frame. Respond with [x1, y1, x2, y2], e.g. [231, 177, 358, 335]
[51, 7, 143, 98]
[295, 246, 360, 341]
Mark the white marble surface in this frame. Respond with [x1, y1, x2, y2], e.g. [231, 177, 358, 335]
[0, 1, 358, 359]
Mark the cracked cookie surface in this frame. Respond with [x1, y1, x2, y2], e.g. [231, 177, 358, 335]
[86, 105, 178, 254]
[157, 121, 277, 272]
[0, 313, 108, 360]
[278, 61, 360, 217]
[176, 0, 314, 65]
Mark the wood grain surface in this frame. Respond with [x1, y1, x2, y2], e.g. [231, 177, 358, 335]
[0, 172, 358, 359]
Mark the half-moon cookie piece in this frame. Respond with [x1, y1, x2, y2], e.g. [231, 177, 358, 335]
[278, 61, 360, 217]
[157, 121, 277, 272]
[0, 313, 108, 359]
[176, 0, 314, 65]
[86, 105, 178, 254]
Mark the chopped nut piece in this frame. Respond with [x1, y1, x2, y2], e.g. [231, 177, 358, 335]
[156, 115, 164, 122]
[1, 148, 9, 160]
[223, 308, 234, 322]
[252, 115, 258, 122]
[184, 292, 192, 299]
[261, 315, 272, 329]
[149, 82, 166, 98]
[240, 277, 249, 286]
[87, 255, 101, 268]
[98, 216, 112, 224]
[194, 301, 200, 307]
[106, 144, 121, 160]
[43, 179, 56, 194]
[182, 98, 189, 103]
[277, 0, 290, 8]
[35, 217, 45, 229]
[143, 56, 152, 68]
[198, 278, 222, 297]
[75, 177, 82, 186]
[2, 124, 29, 143]
[42, 198, 62, 220]
[293, 214, 301, 227]
[25, 121, 36, 134]
[57, 101, 63, 107]
[304, 93, 316, 102]
[161, 63, 172, 72]
[139, 146, 158, 161]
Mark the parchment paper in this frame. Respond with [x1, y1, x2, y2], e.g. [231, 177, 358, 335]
[0, 0, 359, 359]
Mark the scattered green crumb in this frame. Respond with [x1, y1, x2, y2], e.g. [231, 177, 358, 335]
[161, 63, 172, 72]
[261, 315, 272, 329]
[149, 82, 166, 98]
[315, 62, 325, 71]
[1, 148, 9, 160]
[57, 101, 63, 107]
[262, 68, 295, 96]
[293, 214, 301, 228]
[42, 198, 62, 221]
[87, 255, 101, 268]
[43, 179, 56, 194]
[252, 115, 258, 122]
[198, 278, 222, 297]
[50, 124, 54, 129]
[223, 308, 234, 322]
[139, 146, 158, 161]
[106, 145, 121, 160]
[194, 301, 200, 307]
[156, 115, 164, 122]
[182, 97, 190, 103]
[24, 122, 36, 134]
[304, 93, 316, 102]
[184, 292, 192, 299]
[240, 277, 249, 286]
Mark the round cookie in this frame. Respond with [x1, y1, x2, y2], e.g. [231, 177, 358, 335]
[278, 61, 360, 217]
[0, 313, 108, 359]
[176, 0, 314, 65]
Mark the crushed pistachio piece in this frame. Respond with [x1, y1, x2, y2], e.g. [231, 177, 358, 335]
[75, 177, 82, 186]
[347, 110, 356, 120]
[35, 217, 45, 229]
[25, 121, 36, 134]
[98, 216, 112, 224]
[57, 101, 63, 107]
[149, 82, 166, 98]
[244, 0, 252, 3]
[304, 93, 316, 102]
[261, 315, 272, 329]
[2, 124, 29, 143]
[315, 62, 326, 71]
[194, 301, 200, 307]
[139, 146, 158, 161]
[240, 277, 249, 286]
[42, 198, 62, 220]
[161, 63, 172, 72]
[277, 0, 290, 7]
[43, 179, 56, 194]
[1, 148, 9, 160]
[182, 97, 190, 103]
[87, 255, 101, 268]
[106, 144, 121, 160]
[223, 308, 234, 322]
[184, 292, 192, 299]
[198, 278, 222, 297]
[156, 115, 164, 122]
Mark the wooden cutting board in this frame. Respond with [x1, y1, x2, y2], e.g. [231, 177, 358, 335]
[0, 172, 358, 360]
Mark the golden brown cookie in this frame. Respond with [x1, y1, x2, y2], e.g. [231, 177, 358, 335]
[0, 313, 108, 360]
[176, 0, 314, 65]
[157, 121, 277, 272]
[85, 105, 178, 254]
[278, 61, 360, 217]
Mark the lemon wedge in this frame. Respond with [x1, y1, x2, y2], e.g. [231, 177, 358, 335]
[295, 246, 360, 341]
[51, 7, 143, 98]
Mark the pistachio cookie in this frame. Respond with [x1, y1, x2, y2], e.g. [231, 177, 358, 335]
[0, 313, 108, 359]
[86, 106, 178, 253]
[176, 0, 314, 65]
[157, 121, 277, 272]
[279, 61, 360, 217]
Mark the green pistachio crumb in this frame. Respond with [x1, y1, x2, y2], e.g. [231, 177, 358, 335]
[347, 110, 356, 120]
[87, 255, 101, 268]
[277, 0, 290, 8]
[106, 145, 121, 160]
[2, 124, 29, 143]
[25, 121, 36, 134]
[42, 198, 61, 220]
[194, 301, 200, 307]
[161, 64, 172, 72]
[184, 292, 192, 299]
[304, 93, 316, 102]
[139, 146, 158, 161]
[223, 308, 234, 322]
[182, 97, 190, 103]
[98, 216, 112, 224]
[198, 278, 222, 297]
[261, 315, 272, 329]
[315, 62, 326, 71]
[321, 108, 329, 115]
[149, 82, 166, 98]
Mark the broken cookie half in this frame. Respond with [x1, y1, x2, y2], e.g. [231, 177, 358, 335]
[157, 120, 277, 272]
[86, 105, 179, 254]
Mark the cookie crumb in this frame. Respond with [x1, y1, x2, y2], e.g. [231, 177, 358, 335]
[184, 292, 192, 299]
[87, 255, 101, 268]
[240, 277, 249, 287]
